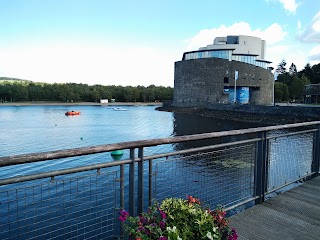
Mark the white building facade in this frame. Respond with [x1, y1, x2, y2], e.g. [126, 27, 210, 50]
[183, 35, 271, 69]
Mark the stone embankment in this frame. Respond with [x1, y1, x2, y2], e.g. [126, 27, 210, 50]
[157, 104, 320, 126]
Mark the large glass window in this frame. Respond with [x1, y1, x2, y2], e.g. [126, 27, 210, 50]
[185, 51, 268, 68]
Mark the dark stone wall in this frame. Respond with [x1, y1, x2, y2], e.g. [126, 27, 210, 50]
[207, 104, 320, 118]
[157, 105, 320, 126]
[173, 58, 274, 107]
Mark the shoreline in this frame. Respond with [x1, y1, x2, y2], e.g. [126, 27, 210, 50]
[0, 101, 163, 107]
[157, 106, 320, 126]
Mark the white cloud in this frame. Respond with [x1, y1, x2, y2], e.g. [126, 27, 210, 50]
[266, 0, 299, 13]
[279, 0, 299, 13]
[308, 46, 320, 61]
[297, 11, 320, 43]
[185, 22, 287, 51]
[297, 21, 301, 30]
[267, 44, 309, 70]
[0, 43, 178, 87]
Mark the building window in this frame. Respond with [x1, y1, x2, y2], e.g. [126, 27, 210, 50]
[224, 77, 229, 83]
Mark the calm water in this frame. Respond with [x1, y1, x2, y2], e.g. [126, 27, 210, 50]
[0, 105, 256, 174]
[0, 105, 314, 239]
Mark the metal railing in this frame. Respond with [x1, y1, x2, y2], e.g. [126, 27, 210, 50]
[0, 121, 319, 239]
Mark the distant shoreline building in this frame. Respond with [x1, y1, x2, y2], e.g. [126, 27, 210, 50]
[304, 84, 320, 103]
[173, 35, 274, 107]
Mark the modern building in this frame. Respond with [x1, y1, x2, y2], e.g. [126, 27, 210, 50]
[173, 35, 275, 107]
[304, 84, 320, 103]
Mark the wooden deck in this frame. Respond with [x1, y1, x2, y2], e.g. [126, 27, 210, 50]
[230, 176, 320, 240]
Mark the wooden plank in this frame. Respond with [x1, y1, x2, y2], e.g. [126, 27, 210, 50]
[230, 177, 320, 240]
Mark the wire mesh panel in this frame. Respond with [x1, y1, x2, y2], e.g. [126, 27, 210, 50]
[154, 143, 256, 209]
[0, 170, 118, 240]
[267, 131, 314, 191]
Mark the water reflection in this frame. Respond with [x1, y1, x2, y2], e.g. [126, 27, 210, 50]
[172, 112, 260, 150]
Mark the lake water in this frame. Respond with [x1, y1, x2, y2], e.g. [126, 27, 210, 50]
[0, 105, 314, 239]
[0, 105, 256, 175]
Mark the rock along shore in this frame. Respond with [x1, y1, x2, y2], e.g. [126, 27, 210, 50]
[157, 104, 320, 126]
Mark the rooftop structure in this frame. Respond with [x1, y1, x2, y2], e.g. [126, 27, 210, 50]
[183, 35, 272, 69]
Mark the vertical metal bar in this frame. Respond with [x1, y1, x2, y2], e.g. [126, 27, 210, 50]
[149, 159, 153, 207]
[129, 148, 135, 216]
[119, 164, 125, 237]
[312, 126, 320, 177]
[137, 147, 144, 214]
[120, 164, 125, 210]
[255, 131, 268, 204]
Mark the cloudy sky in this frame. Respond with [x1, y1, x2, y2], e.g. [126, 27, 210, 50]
[0, 0, 319, 87]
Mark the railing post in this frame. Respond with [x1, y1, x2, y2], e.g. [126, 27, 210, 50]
[137, 147, 144, 214]
[120, 164, 125, 210]
[312, 125, 320, 177]
[149, 159, 153, 207]
[129, 148, 135, 216]
[255, 131, 268, 204]
[119, 164, 125, 237]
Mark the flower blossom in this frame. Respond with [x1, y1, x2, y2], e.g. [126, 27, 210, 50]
[118, 210, 129, 222]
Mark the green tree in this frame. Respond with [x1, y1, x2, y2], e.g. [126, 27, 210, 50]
[276, 59, 287, 74]
[274, 82, 284, 102]
[11, 84, 28, 101]
[290, 76, 305, 100]
[289, 63, 297, 77]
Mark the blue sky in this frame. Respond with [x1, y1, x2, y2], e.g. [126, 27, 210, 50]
[0, 0, 319, 87]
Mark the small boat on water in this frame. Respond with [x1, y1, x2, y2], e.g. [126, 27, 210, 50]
[113, 107, 128, 111]
[65, 111, 81, 116]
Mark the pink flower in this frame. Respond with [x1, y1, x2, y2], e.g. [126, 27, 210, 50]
[159, 210, 166, 219]
[228, 228, 238, 240]
[118, 210, 129, 221]
[159, 221, 165, 229]
[158, 237, 168, 240]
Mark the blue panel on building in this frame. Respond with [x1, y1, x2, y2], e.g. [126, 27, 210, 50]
[237, 87, 249, 104]
[229, 87, 250, 104]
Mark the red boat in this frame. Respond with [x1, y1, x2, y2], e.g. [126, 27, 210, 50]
[65, 111, 81, 116]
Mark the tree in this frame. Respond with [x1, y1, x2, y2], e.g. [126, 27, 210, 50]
[312, 63, 320, 84]
[276, 59, 287, 74]
[11, 84, 28, 101]
[274, 82, 284, 102]
[299, 63, 314, 83]
[274, 82, 289, 102]
[282, 83, 289, 101]
[289, 63, 297, 77]
[290, 76, 305, 100]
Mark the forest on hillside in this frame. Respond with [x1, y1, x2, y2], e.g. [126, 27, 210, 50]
[1, 61, 319, 103]
[274, 61, 320, 102]
[0, 81, 173, 103]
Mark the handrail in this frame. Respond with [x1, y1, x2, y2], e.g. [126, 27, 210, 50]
[0, 138, 261, 186]
[1, 121, 319, 167]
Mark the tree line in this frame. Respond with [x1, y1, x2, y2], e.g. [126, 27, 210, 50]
[0, 81, 174, 103]
[274, 61, 320, 102]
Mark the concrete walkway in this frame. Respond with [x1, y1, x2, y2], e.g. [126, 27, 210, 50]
[230, 176, 320, 239]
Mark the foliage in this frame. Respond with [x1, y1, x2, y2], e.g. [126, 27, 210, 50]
[0, 82, 173, 102]
[276, 59, 287, 74]
[274, 82, 289, 101]
[119, 196, 237, 240]
[275, 61, 318, 101]
[288, 63, 297, 77]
